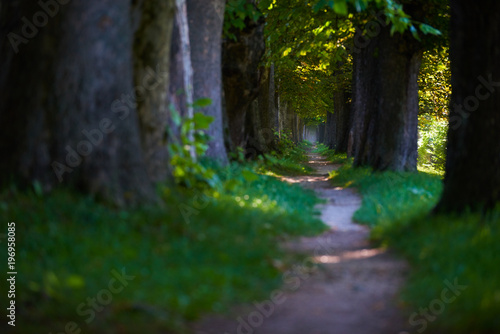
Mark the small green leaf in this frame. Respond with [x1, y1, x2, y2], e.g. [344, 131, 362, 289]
[333, 1, 348, 15]
[193, 98, 212, 108]
[193, 113, 214, 130]
[410, 25, 421, 41]
[420, 23, 441, 36]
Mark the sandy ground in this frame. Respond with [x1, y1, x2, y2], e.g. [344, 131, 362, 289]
[191, 152, 411, 334]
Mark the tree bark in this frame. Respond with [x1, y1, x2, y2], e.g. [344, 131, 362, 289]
[332, 87, 351, 153]
[350, 22, 422, 171]
[222, 2, 265, 151]
[132, 0, 175, 182]
[324, 110, 335, 149]
[0, 0, 160, 205]
[253, 65, 277, 152]
[318, 122, 326, 144]
[436, 1, 500, 212]
[186, 0, 228, 163]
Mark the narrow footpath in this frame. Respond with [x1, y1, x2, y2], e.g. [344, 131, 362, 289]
[193, 152, 411, 334]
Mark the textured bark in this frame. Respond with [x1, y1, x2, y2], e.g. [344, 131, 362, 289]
[278, 93, 287, 136]
[436, 1, 500, 212]
[168, 7, 188, 140]
[332, 88, 351, 153]
[350, 22, 422, 171]
[132, 0, 175, 182]
[324, 110, 335, 149]
[292, 114, 303, 143]
[222, 3, 265, 151]
[186, 0, 228, 163]
[271, 64, 279, 132]
[253, 66, 278, 152]
[244, 99, 261, 158]
[0, 0, 157, 205]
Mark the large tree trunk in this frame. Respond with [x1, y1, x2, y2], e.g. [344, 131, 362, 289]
[186, 0, 228, 163]
[133, 0, 175, 182]
[249, 65, 277, 153]
[436, 1, 500, 212]
[222, 2, 265, 152]
[324, 110, 335, 149]
[332, 88, 351, 153]
[350, 21, 422, 171]
[0, 0, 162, 205]
[318, 122, 326, 144]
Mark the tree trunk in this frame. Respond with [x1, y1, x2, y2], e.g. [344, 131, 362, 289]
[350, 22, 422, 171]
[222, 2, 265, 151]
[254, 66, 277, 152]
[0, 0, 160, 205]
[332, 88, 351, 153]
[325, 110, 335, 149]
[186, 0, 228, 163]
[278, 94, 287, 137]
[132, 0, 175, 182]
[318, 122, 326, 144]
[436, 1, 500, 212]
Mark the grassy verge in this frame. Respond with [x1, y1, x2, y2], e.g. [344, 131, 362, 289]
[257, 141, 314, 176]
[0, 162, 326, 333]
[313, 143, 351, 165]
[329, 159, 500, 333]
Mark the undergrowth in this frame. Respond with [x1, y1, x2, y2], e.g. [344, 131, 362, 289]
[328, 156, 500, 333]
[1, 128, 326, 333]
[256, 136, 313, 176]
[313, 143, 350, 165]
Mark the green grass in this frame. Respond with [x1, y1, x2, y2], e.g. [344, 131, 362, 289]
[329, 161, 500, 333]
[0, 163, 326, 333]
[313, 143, 351, 164]
[329, 163, 443, 231]
[258, 141, 314, 176]
[385, 208, 500, 333]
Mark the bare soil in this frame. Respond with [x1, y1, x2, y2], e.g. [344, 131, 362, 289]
[191, 152, 411, 334]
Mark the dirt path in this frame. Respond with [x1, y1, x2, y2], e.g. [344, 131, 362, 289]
[192, 152, 410, 334]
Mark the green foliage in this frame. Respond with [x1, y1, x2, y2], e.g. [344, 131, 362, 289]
[331, 166, 442, 229]
[258, 136, 313, 176]
[0, 164, 326, 333]
[224, 0, 262, 40]
[383, 208, 500, 333]
[330, 163, 500, 332]
[311, 0, 442, 38]
[418, 115, 448, 173]
[419, 48, 451, 118]
[168, 103, 219, 189]
[259, 0, 446, 126]
[328, 162, 443, 232]
[313, 143, 351, 164]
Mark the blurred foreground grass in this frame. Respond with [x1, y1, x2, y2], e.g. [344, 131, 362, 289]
[0, 161, 325, 333]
